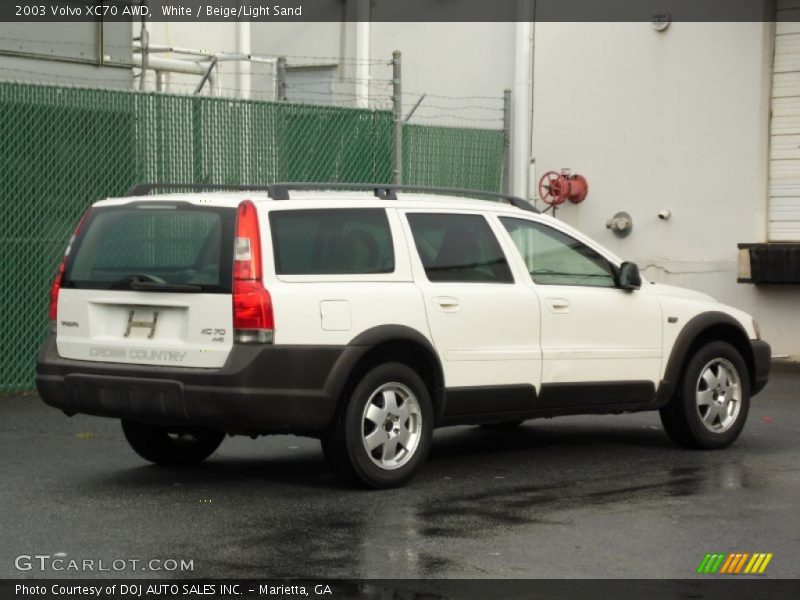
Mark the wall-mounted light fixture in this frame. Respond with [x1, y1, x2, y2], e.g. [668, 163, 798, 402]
[652, 11, 671, 32]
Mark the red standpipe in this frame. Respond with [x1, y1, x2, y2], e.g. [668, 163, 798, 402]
[538, 170, 589, 206]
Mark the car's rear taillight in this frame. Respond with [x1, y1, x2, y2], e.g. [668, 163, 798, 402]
[232, 200, 274, 344]
[49, 210, 90, 321]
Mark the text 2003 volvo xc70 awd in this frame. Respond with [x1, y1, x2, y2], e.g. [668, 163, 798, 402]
[36, 183, 771, 488]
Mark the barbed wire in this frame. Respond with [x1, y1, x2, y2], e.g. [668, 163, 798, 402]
[411, 103, 504, 112]
[283, 87, 384, 99]
[284, 78, 393, 87]
[0, 57, 505, 128]
[0, 35, 133, 53]
[406, 113, 503, 124]
[280, 54, 390, 65]
[402, 90, 503, 102]
[0, 67, 131, 87]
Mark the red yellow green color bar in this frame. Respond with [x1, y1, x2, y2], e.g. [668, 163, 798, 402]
[696, 553, 773, 574]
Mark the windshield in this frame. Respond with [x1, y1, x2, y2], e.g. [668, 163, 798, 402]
[63, 202, 236, 293]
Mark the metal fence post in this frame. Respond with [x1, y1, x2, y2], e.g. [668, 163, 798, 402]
[139, 23, 149, 91]
[392, 50, 403, 185]
[502, 89, 512, 195]
[276, 56, 287, 101]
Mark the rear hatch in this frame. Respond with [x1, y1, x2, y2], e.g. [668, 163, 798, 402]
[56, 200, 236, 368]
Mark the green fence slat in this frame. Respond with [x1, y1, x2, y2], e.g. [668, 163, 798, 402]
[0, 81, 503, 392]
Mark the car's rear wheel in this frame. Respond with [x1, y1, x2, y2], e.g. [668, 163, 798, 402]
[322, 362, 433, 489]
[659, 341, 750, 449]
[121, 420, 225, 466]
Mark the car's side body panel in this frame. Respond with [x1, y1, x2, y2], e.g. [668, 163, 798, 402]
[37, 190, 770, 439]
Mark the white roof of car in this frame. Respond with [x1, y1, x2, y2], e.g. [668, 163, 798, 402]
[94, 190, 539, 216]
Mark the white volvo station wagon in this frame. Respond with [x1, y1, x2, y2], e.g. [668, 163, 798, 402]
[37, 183, 770, 488]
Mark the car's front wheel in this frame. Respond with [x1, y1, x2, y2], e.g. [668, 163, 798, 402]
[322, 362, 433, 489]
[121, 420, 225, 466]
[659, 341, 750, 449]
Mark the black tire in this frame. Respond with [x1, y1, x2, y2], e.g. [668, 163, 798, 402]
[659, 341, 750, 450]
[121, 420, 225, 466]
[321, 362, 433, 489]
[480, 420, 524, 430]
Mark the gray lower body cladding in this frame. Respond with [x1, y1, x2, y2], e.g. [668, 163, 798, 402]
[35, 334, 771, 435]
[36, 334, 365, 435]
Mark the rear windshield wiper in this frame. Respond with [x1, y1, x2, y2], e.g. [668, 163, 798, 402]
[110, 274, 203, 293]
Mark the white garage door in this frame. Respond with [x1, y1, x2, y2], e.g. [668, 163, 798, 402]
[770, 3, 800, 241]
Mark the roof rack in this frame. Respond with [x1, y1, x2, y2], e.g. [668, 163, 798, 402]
[125, 182, 538, 213]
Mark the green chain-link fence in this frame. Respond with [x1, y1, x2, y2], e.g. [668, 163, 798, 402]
[0, 81, 505, 392]
[402, 124, 505, 191]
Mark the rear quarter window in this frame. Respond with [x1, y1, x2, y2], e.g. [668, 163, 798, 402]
[269, 209, 395, 275]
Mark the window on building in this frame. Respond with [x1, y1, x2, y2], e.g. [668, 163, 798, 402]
[284, 67, 336, 105]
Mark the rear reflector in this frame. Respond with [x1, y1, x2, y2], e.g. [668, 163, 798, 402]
[232, 200, 274, 343]
[49, 209, 90, 321]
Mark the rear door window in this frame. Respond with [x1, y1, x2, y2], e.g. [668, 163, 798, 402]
[406, 213, 514, 283]
[64, 203, 235, 292]
[269, 209, 395, 275]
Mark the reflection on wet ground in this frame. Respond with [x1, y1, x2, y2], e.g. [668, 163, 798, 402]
[1, 362, 798, 578]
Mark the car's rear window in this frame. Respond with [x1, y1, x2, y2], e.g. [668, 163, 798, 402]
[63, 203, 235, 292]
[269, 209, 395, 275]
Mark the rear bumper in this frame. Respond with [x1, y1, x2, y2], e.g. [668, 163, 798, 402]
[35, 334, 365, 435]
[750, 339, 771, 396]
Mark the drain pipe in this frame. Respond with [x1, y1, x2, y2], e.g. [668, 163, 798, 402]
[355, 0, 370, 108]
[511, 2, 534, 199]
[236, 18, 251, 99]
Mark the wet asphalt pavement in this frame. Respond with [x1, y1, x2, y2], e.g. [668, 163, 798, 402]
[1, 362, 798, 580]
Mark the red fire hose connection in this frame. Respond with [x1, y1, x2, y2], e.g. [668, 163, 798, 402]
[538, 169, 589, 206]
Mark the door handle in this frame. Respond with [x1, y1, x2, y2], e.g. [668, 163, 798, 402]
[546, 297, 570, 313]
[433, 296, 460, 312]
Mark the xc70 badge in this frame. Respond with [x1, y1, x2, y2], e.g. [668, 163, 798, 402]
[200, 328, 226, 343]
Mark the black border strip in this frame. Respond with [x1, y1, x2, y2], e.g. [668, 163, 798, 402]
[0, 0, 785, 24]
[2, 579, 798, 600]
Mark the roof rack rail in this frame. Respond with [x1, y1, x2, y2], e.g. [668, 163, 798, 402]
[126, 182, 289, 199]
[125, 182, 538, 213]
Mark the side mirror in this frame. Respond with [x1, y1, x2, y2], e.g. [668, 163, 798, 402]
[617, 261, 642, 290]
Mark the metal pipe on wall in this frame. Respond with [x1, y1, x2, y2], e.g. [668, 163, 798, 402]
[236, 17, 252, 99]
[132, 54, 210, 75]
[512, 18, 533, 199]
[355, 0, 371, 108]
